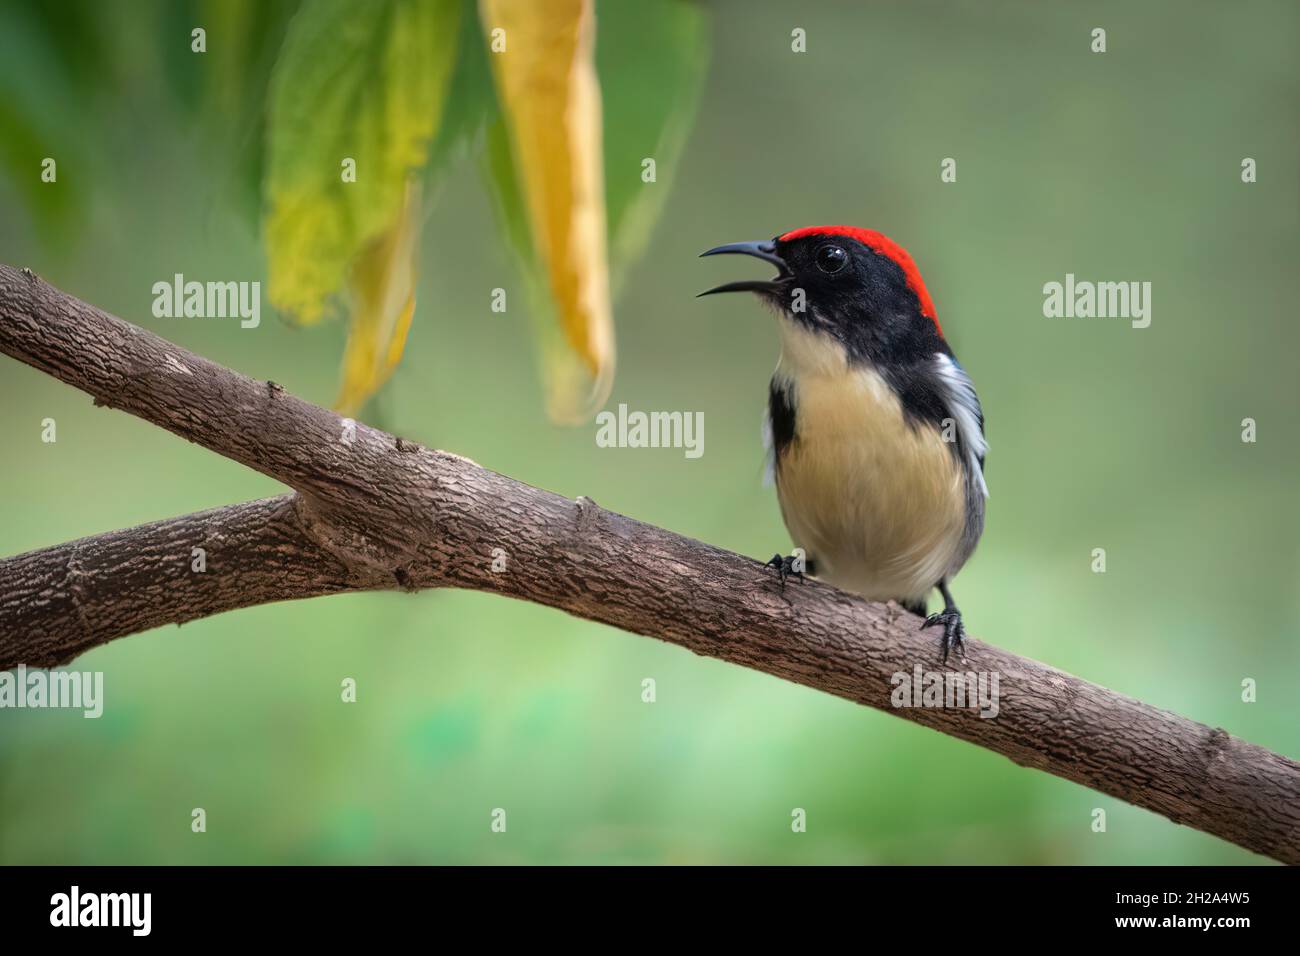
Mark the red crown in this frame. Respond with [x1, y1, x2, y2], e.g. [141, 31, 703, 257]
[778, 225, 940, 334]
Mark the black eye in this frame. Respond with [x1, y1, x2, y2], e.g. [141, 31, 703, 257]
[815, 244, 848, 274]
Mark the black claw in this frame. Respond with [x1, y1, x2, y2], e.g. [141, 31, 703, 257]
[764, 553, 806, 589]
[922, 608, 966, 664]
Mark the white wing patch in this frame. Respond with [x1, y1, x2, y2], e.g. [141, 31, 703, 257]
[760, 407, 776, 487]
[933, 353, 988, 498]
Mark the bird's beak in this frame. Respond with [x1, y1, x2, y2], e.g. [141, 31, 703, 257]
[697, 239, 791, 297]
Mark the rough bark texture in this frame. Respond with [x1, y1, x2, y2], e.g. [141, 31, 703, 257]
[1, 263, 1297, 864]
[0, 495, 381, 667]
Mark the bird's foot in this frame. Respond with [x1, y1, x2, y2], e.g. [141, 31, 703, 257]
[921, 607, 966, 664]
[765, 552, 807, 589]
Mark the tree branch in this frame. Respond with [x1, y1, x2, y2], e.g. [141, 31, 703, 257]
[0, 495, 383, 667]
[2, 263, 1297, 864]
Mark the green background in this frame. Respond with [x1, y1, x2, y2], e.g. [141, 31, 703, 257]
[1, 0, 1296, 864]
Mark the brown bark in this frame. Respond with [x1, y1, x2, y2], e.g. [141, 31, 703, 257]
[1, 263, 1297, 863]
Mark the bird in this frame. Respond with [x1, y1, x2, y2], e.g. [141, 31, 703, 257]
[699, 225, 987, 663]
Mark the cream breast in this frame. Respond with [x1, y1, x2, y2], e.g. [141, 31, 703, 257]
[772, 324, 968, 603]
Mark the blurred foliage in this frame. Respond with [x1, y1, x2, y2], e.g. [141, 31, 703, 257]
[481, 0, 708, 421]
[263, 0, 459, 412]
[481, 0, 614, 423]
[598, 1, 708, 291]
[0, 0, 709, 419]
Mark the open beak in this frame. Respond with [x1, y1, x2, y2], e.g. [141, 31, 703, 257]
[697, 239, 791, 297]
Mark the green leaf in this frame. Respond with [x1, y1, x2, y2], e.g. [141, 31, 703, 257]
[420, 0, 496, 197]
[263, 0, 460, 326]
[598, 0, 709, 291]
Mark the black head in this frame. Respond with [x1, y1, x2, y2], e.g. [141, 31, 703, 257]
[700, 225, 947, 364]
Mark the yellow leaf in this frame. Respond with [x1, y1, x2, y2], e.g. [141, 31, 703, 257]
[479, 0, 614, 423]
[335, 181, 422, 416]
[263, 0, 458, 326]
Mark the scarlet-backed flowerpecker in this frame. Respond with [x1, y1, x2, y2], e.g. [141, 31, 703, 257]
[700, 226, 987, 662]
